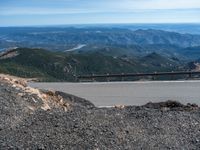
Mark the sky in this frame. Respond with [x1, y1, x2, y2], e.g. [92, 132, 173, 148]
[0, 0, 200, 26]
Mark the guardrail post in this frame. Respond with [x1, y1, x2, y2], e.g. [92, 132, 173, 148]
[106, 73, 110, 82]
[189, 72, 192, 79]
[92, 73, 95, 82]
[152, 76, 155, 80]
[121, 73, 124, 81]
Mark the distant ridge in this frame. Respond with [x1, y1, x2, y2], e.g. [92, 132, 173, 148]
[1, 27, 200, 52]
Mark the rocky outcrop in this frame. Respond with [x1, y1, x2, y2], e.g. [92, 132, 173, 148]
[0, 74, 200, 149]
[0, 48, 19, 60]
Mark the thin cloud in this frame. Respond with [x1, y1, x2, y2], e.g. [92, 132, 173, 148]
[0, 0, 199, 25]
[116, 0, 200, 10]
[1, 7, 200, 16]
[0, 8, 98, 15]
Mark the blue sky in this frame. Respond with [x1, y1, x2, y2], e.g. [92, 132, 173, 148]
[0, 0, 200, 26]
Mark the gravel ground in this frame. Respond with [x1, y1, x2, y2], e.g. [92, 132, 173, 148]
[0, 77, 200, 150]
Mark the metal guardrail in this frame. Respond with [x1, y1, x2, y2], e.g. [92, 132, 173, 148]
[77, 71, 200, 81]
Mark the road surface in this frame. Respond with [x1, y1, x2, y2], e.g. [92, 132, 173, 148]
[29, 80, 200, 107]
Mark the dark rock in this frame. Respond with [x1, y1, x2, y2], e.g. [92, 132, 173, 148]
[143, 100, 186, 109]
[55, 91, 95, 109]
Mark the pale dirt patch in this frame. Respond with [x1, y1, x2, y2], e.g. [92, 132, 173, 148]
[0, 74, 70, 111]
[0, 49, 19, 60]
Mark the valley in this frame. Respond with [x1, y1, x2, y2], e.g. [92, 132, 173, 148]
[0, 25, 200, 81]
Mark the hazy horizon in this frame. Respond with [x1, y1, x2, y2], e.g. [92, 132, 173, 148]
[0, 0, 200, 26]
[1, 23, 200, 28]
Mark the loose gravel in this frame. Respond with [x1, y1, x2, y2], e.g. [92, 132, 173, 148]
[0, 76, 200, 150]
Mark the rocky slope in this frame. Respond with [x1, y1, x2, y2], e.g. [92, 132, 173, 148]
[0, 74, 200, 149]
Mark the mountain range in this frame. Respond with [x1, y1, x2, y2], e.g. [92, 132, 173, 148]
[0, 26, 200, 81]
[1, 27, 200, 51]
